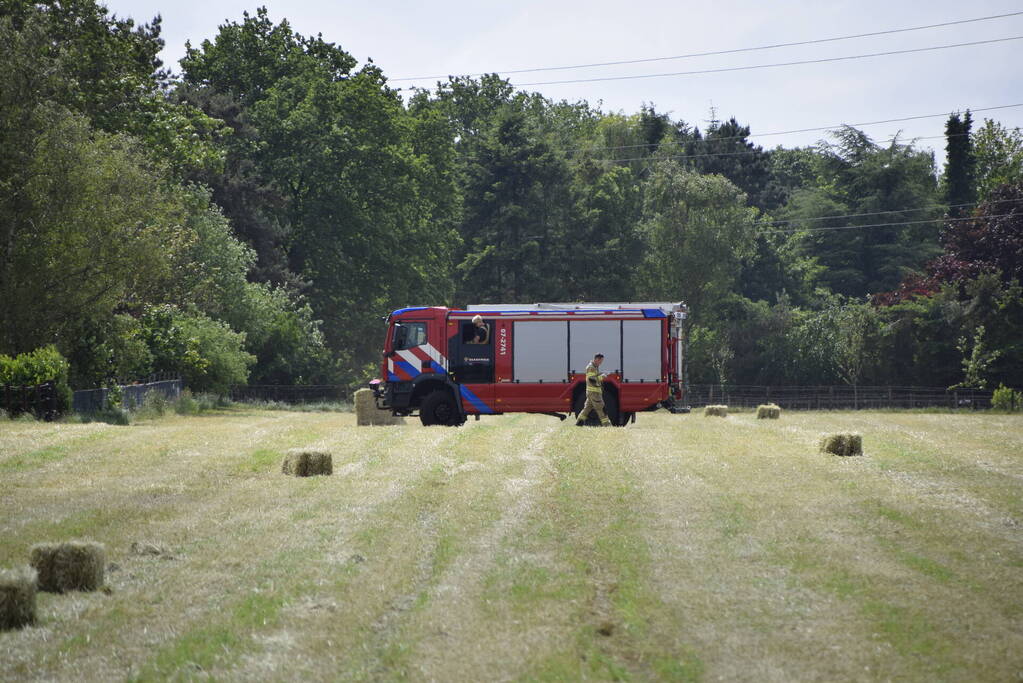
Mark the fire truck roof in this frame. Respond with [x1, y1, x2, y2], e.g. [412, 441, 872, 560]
[466, 302, 686, 315]
[387, 302, 687, 320]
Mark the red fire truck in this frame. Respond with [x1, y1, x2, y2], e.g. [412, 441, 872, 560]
[371, 302, 688, 426]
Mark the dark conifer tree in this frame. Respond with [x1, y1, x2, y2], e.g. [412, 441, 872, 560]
[944, 111, 977, 217]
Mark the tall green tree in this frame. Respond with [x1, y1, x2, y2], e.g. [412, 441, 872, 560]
[637, 162, 758, 386]
[693, 117, 781, 211]
[458, 105, 574, 302]
[566, 165, 643, 300]
[1, 0, 223, 173]
[943, 111, 977, 217]
[783, 127, 941, 297]
[973, 119, 1023, 200]
[182, 9, 460, 377]
[0, 106, 183, 354]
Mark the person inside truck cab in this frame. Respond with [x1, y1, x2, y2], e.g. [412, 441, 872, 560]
[469, 315, 489, 344]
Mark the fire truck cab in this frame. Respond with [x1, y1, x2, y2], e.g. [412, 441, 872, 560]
[372, 302, 687, 426]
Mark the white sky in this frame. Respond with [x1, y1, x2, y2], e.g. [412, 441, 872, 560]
[104, 0, 1023, 163]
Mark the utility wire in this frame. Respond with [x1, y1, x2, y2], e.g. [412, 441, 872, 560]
[391, 10, 1023, 82]
[580, 133, 952, 164]
[512, 35, 1023, 86]
[456, 102, 1023, 161]
[758, 212, 1016, 235]
[533, 103, 1023, 156]
[754, 199, 1019, 227]
[458, 130, 967, 164]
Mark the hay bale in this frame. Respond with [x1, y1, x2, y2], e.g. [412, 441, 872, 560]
[756, 403, 781, 419]
[703, 404, 729, 417]
[354, 388, 404, 426]
[29, 542, 105, 593]
[820, 433, 864, 456]
[0, 566, 37, 630]
[282, 449, 333, 477]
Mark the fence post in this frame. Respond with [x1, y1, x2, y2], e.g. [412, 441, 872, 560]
[44, 381, 56, 421]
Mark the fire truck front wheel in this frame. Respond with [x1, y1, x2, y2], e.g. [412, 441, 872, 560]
[419, 390, 463, 427]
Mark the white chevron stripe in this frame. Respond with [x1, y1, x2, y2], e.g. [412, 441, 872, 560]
[396, 349, 421, 370]
[421, 343, 448, 369]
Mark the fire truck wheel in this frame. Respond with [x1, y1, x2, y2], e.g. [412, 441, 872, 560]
[572, 390, 622, 426]
[420, 390, 462, 427]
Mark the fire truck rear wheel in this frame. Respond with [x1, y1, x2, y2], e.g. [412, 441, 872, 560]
[573, 389, 623, 427]
[420, 390, 462, 427]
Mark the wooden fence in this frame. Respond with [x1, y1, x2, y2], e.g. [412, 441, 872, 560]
[686, 384, 991, 410]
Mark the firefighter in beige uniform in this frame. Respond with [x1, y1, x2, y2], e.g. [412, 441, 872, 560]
[576, 353, 612, 426]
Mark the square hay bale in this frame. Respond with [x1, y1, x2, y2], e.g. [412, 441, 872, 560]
[820, 433, 864, 456]
[354, 388, 405, 426]
[0, 566, 37, 630]
[29, 542, 105, 593]
[703, 404, 729, 417]
[756, 403, 781, 419]
[282, 449, 333, 477]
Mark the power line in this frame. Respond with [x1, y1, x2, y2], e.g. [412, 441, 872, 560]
[459, 130, 964, 164]
[754, 199, 1019, 227]
[758, 212, 1016, 235]
[512, 35, 1023, 87]
[582, 133, 952, 164]
[452, 102, 1023, 162]
[550, 103, 1023, 155]
[391, 11, 1023, 82]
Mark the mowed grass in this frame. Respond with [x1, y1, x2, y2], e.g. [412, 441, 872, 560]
[1, 409, 1021, 681]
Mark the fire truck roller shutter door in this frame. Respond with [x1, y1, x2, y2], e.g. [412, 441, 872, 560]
[622, 320, 662, 382]
[512, 321, 568, 382]
[569, 321, 621, 375]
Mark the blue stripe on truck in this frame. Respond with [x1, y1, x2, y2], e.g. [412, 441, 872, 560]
[459, 385, 495, 414]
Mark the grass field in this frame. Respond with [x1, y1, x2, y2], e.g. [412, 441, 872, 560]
[1, 409, 1021, 681]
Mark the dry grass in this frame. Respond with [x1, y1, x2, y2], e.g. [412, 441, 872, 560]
[0, 567, 37, 630]
[0, 409, 1021, 681]
[704, 405, 729, 417]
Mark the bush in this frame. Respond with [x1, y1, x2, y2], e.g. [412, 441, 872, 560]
[139, 305, 254, 394]
[64, 313, 155, 391]
[174, 390, 228, 415]
[991, 384, 1022, 411]
[134, 392, 169, 420]
[0, 345, 72, 413]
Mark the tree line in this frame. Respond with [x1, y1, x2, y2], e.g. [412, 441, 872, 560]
[1, 2, 1022, 396]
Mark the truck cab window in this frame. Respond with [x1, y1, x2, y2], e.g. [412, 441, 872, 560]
[463, 321, 489, 344]
[393, 322, 427, 350]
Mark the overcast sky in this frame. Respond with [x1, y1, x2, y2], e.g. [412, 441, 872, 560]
[104, 0, 1023, 163]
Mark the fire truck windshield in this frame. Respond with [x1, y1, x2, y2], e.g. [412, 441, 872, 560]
[393, 322, 427, 350]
